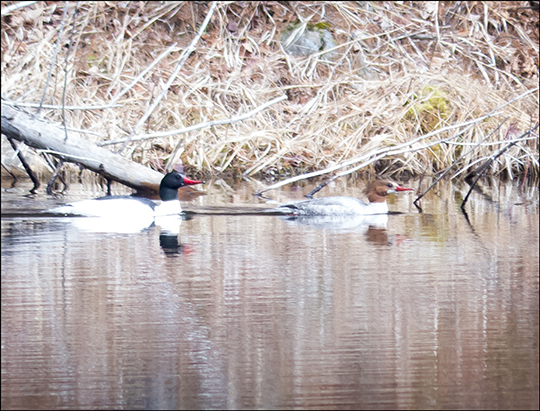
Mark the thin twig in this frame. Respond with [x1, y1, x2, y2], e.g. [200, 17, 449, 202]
[413, 116, 510, 205]
[7, 137, 40, 192]
[451, 135, 538, 178]
[4, 101, 122, 110]
[461, 124, 539, 210]
[1, 1, 38, 16]
[37, 150, 103, 164]
[37, 2, 69, 116]
[118, 1, 218, 152]
[45, 158, 67, 194]
[110, 42, 179, 104]
[62, 1, 81, 142]
[99, 95, 287, 146]
[444, 135, 538, 146]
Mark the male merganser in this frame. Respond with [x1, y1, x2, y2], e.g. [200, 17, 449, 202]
[275, 180, 413, 216]
[52, 171, 203, 219]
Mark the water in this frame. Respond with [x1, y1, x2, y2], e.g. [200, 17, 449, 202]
[1, 175, 539, 410]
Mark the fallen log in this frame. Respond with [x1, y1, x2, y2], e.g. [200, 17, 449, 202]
[1, 100, 164, 193]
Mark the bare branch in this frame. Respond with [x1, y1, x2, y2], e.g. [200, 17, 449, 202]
[119, 1, 219, 150]
[99, 95, 288, 146]
[413, 117, 510, 205]
[255, 87, 539, 195]
[461, 124, 539, 209]
[110, 42, 179, 104]
[3, 101, 122, 110]
[37, 2, 69, 116]
[1, 1, 38, 16]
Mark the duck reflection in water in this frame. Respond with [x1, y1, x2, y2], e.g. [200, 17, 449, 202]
[159, 233, 184, 255]
[66, 214, 188, 254]
[279, 213, 404, 246]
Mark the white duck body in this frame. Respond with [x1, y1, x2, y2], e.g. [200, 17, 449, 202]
[275, 180, 412, 216]
[51, 171, 203, 232]
[52, 196, 162, 219]
[277, 196, 388, 216]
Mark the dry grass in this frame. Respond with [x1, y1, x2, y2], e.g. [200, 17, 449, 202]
[1, 1, 538, 180]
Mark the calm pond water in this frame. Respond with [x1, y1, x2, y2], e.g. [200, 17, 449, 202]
[1, 174, 539, 410]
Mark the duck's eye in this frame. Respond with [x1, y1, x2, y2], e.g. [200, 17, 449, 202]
[387, 183, 393, 188]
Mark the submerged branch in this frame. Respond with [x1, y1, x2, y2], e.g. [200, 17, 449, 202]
[413, 117, 510, 205]
[461, 123, 539, 210]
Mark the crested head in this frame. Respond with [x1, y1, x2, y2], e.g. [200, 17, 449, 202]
[159, 171, 203, 201]
[365, 180, 413, 203]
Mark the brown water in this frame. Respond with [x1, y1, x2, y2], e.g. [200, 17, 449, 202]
[1, 176, 539, 410]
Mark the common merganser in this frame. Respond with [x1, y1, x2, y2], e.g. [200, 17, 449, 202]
[275, 180, 413, 216]
[52, 171, 203, 219]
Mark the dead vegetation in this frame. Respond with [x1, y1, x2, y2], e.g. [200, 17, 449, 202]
[1, 1, 538, 180]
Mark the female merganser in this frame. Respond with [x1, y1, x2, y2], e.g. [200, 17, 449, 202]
[52, 171, 203, 219]
[275, 180, 413, 216]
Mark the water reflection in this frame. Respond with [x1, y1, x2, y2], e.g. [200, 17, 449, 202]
[67, 214, 156, 233]
[57, 212, 188, 254]
[279, 213, 388, 231]
[1, 177, 539, 410]
[279, 213, 393, 246]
